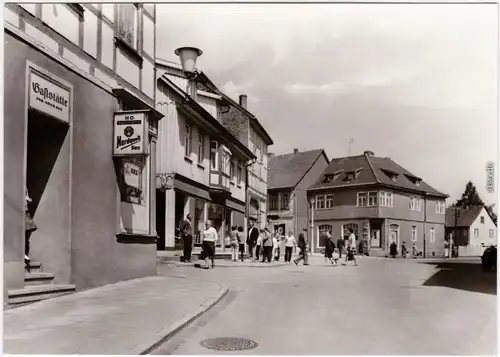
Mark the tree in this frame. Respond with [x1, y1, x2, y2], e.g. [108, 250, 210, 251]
[454, 181, 484, 209]
[486, 204, 497, 225]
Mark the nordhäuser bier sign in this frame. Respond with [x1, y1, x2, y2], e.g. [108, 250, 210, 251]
[113, 112, 147, 156]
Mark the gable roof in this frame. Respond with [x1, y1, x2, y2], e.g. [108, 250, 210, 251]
[446, 205, 497, 227]
[309, 153, 448, 198]
[197, 72, 274, 145]
[268, 149, 328, 190]
[446, 206, 483, 227]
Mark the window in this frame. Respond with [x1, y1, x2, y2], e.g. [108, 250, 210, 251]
[411, 226, 417, 242]
[237, 164, 242, 184]
[184, 124, 191, 158]
[410, 197, 422, 211]
[481, 216, 485, 224]
[210, 141, 218, 170]
[281, 193, 290, 210]
[117, 4, 138, 50]
[269, 194, 278, 210]
[197, 133, 204, 164]
[318, 224, 333, 247]
[325, 195, 334, 208]
[380, 192, 394, 207]
[368, 192, 378, 207]
[436, 201, 445, 214]
[489, 229, 494, 238]
[474, 228, 479, 237]
[230, 161, 235, 180]
[357, 192, 368, 207]
[430, 227, 436, 243]
[342, 223, 359, 239]
[316, 195, 325, 210]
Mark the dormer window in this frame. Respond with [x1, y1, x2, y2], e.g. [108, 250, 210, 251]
[381, 168, 399, 182]
[323, 174, 334, 183]
[344, 168, 362, 182]
[405, 174, 422, 186]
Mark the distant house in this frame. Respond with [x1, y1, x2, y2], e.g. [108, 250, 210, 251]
[267, 149, 330, 243]
[445, 205, 497, 256]
[307, 151, 449, 256]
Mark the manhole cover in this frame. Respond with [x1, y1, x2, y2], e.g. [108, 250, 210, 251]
[200, 337, 258, 351]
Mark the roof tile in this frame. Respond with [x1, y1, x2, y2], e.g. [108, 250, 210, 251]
[268, 149, 324, 190]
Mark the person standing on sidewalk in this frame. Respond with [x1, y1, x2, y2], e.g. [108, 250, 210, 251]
[202, 220, 218, 269]
[24, 186, 37, 272]
[229, 226, 239, 262]
[255, 231, 263, 261]
[324, 230, 335, 265]
[237, 226, 246, 262]
[344, 228, 358, 266]
[179, 214, 193, 263]
[293, 233, 309, 266]
[262, 228, 273, 263]
[248, 222, 259, 260]
[337, 236, 345, 259]
[284, 231, 296, 262]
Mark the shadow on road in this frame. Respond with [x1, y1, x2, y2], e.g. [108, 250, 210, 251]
[421, 261, 497, 295]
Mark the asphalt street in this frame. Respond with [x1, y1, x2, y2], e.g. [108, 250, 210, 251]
[153, 256, 497, 355]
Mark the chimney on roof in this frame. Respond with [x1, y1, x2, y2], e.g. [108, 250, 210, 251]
[239, 94, 247, 109]
[294, 148, 299, 154]
[364, 150, 374, 156]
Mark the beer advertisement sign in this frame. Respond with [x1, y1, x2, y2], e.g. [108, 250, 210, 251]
[113, 112, 147, 156]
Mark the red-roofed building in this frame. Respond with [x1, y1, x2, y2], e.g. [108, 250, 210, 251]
[307, 151, 449, 257]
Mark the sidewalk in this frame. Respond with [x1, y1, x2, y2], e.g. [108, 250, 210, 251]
[3, 273, 228, 355]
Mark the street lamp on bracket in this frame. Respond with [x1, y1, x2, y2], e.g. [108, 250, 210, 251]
[174, 47, 203, 80]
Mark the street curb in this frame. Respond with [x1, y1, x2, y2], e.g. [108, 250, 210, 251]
[136, 284, 230, 355]
[158, 260, 289, 268]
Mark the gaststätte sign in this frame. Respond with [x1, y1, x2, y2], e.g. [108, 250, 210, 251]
[113, 111, 148, 156]
[29, 71, 71, 123]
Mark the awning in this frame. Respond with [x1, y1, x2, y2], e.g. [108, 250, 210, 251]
[174, 178, 211, 201]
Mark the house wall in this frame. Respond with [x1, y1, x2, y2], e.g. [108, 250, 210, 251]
[220, 105, 249, 148]
[467, 207, 497, 256]
[296, 153, 329, 242]
[5, 31, 157, 293]
[314, 187, 379, 221]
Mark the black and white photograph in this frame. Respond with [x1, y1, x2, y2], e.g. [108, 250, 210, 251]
[2, 1, 498, 355]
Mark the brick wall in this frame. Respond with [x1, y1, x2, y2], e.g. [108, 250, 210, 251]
[220, 106, 249, 147]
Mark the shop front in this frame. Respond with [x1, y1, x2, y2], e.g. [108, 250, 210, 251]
[4, 31, 163, 297]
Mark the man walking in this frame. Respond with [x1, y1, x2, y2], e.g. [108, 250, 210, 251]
[180, 214, 193, 263]
[293, 233, 309, 266]
[248, 222, 260, 261]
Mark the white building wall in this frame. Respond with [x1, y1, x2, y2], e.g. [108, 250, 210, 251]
[467, 207, 497, 256]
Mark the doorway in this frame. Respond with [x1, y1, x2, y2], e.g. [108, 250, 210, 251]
[389, 224, 400, 248]
[156, 190, 166, 250]
[26, 110, 69, 217]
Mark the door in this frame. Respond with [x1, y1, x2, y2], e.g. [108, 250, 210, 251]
[389, 224, 400, 247]
[371, 229, 381, 248]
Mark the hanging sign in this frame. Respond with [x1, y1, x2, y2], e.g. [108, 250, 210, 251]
[113, 111, 148, 156]
[29, 71, 71, 123]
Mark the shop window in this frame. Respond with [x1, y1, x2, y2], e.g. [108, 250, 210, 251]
[117, 4, 138, 50]
[119, 157, 146, 206]
[342, 223, 359, 239]
[318, 224, 332, 248]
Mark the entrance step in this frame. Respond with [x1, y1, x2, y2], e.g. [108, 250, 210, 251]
[7, 284, 76, 306]
[24, 272, 55, 286]
[27, 261, 42, 273]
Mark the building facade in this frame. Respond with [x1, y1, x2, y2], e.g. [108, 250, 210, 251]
[307, 151, 448, 256]
[212, 93, 273, 229]
[267, 149, 330, 246]
[4, 3, 162, 304]
[445, 205, 497, 256]
[155, 60, 255, 250]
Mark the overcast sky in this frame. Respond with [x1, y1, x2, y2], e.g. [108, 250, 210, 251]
[156, 3, 498, 206]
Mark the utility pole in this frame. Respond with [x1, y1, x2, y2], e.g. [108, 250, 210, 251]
[423, 194, 427, 258]
[348, 138, 354, 156]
